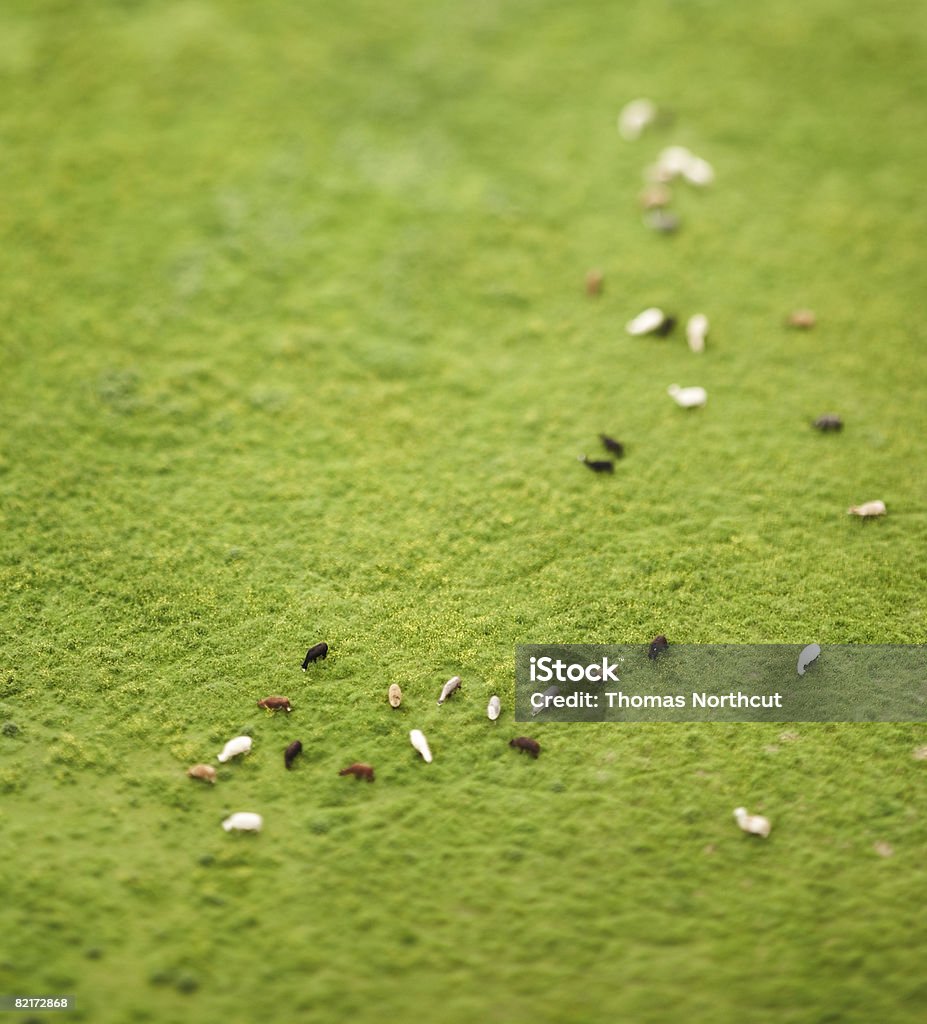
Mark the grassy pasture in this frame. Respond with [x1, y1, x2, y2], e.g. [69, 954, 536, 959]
[1, 1, 925, 1021]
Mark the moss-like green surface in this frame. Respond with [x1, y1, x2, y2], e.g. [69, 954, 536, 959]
[1, 1, 925, 1021]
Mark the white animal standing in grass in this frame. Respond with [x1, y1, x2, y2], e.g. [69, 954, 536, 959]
[487, 695, 501, 721]
[686, 314, 709, 353]
[222, 812, 263, 833]
[682, 155, 715, 186]
[652, 146, 715, 186]
[437, 676, 462, 705]
[654, 145, 692, 179]
[409, 729, 432, 763]
[626, 307, 669, 336]
[532, 685, 560, 716]
[217, 735, 252, 763]
[617, 98, 657, 140]
[848, 500, 886, 517]
[733, 807, 771, 838]
[668, 383, 707, 408]
[797, 644, 821, 676]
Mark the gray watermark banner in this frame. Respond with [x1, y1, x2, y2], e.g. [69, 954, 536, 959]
[515, 645, 927, 722]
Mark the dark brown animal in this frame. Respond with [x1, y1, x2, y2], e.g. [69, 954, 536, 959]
[258, 695, 292, 712]
[339, 762, 375, 782]
[648, 635, 668, 660]
[302, 642, 329, 670]
[580, 456, 614, 474]
[599, 434, 625, 457]
[509, 737, 541, 759]
[284, 740, 303, 770]
[813, 414, 843, 432]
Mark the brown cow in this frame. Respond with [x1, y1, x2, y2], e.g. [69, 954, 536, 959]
[257, 696, 292, 712]
[509, 737, 541, 759]
[187, 764, 217, 784]
[339, 763, 375, 782]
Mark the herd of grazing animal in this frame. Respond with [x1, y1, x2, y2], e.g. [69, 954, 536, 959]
[192, 639, 773, 841]
[187, 644, 537, 833]
[588, 105, 888, 522]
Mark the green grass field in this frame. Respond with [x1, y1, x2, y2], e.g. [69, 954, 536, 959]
[2, 1, 926, 1021]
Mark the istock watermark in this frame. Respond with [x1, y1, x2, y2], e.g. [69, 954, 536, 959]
[515, 644, 927, 722]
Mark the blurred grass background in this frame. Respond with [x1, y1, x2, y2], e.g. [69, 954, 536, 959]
[1, 1, 925, 1021]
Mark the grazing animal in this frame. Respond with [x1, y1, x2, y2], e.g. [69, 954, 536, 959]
[222, 812, 263, 833]
[579, 456, 614, 474]
[813, 414, 842, 432]
[531, 685, 560, 716]
[438, 675, 462, 705]
[617, 98, 657, 141]
[733, 807, 771, 838]
[654, 145, 692, 179]
[217, 735, 252, 763]
[585, 269, 604, 296]
[187, 764, 216, 784]
[284, 740, 303, 770]
[653, 146, 713, 186]
[639, 183, 672, 209]
[409, 729, 432, 763]
[797, 644, 821, 676]
[645, 210, 681, 234]
[681, 156, 714, 187]
[510, 736, 541, 759]
[302, 642, 329, 670]
[487, 695, 501, 721]
[667, 383, 707, 408]
[648, 635, 669, 660]
[339, 762, 375, 782]
[599, 434, 625, 457]
[686, 313, 708, 353]
[626, 307, 668, 336]
[388, 683, 402, 708]
[787, 309, 815, 329]
[848, 500, 886, 517]
[257, 695, 292, 712]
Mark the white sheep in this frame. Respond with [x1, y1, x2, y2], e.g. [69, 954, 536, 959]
[682, 155, 715, 187]
[438, 676, 462, 705]
[653, 146, 714, 186]
[655, 145, 693, 179]
[733, 807, 771, 838]
[409, 729, 432, 763]
[626, 307, 668, 336]
[487, 695, 501, 721]
[222, 812, 263, 833]
[668, 383, 707, 408]
[848, 500, 886, 517]
[217, 735, 252, 763]
[797, 644, 821, 676]
[686, 314, 709, 353]
[617, 98, 657, 141]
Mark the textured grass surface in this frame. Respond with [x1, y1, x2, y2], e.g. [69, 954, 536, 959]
[1, 1, 926, 1021]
